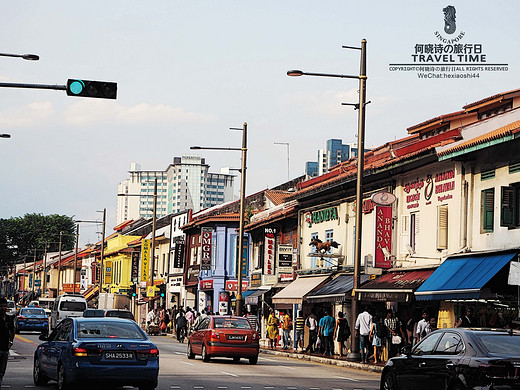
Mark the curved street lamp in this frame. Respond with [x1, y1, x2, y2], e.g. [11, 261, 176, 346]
[0, 134, 10, 138]
[288, 40, 367, 362]
[0, 52, 39, 61]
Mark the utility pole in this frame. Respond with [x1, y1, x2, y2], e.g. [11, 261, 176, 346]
[73, 224, 79, 294]
[57, 232, 62, 297]
[98, 208, 106, 300]
[42, 242, 48, 297]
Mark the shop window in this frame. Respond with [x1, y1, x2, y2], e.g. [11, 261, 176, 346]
[437, 205, 448, 250]
[325, 229, 334, 254]
[500, 184, 520, 228]
[481, 188, 495, 233]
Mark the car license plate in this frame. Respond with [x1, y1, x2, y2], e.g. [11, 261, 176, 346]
[227, 334, 245, 340]
[104, 352, 134, 360]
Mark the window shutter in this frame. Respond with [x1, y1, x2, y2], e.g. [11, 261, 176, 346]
[501, 186, 515, 227]
[482, 189, 495, 232]
[437, 205, 448, 250]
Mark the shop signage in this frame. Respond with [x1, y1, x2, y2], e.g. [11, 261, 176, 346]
[169, 276, 182, 293]
[304, 207, 339, 227]
[239, 237, 248, 278]
[225, 280, 248, 291]
[140, 239, 151, 282]
[264, 227, 277, 275]
[173, 243, 184, 269]
[277, 244, 293, 273]
[105, 260, 112, 284]
[250, 273, 262, 288]
[279, 273, 293, 282]
[352, 199, 376, 214]
[219, 291, 229, 315]
[200, 279, 213, 290]
[404, 169, 455, 209]
[186, 264, 200, 285]
[201, 227, 212, 270]
[62, 283, 81, 293]
[131, 252, 139, 281]
[374, 206, 392, 268]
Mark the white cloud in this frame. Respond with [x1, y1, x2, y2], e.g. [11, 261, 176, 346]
[63, 100, 218, 126]
[0, 101, 54, 127]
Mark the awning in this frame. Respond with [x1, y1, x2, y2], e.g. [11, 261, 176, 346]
[307, 274, 370, 303]
[245, 288, 271, 306]
[83, 285, 99, 301]
[415, 252, 517, 301]
[241, 289, 257, 299]
[272, 275, 330, 305]
[355, 269, 434, 302]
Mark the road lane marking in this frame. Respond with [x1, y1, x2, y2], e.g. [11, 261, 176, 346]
[193, 387, 205, 389]
[335, 376, 360, 382]
[280, 365, 295, 370]
[241, 387, 252, 389]
[180, 361, 195, 366]
[174, 352, 185, 355]
[287, 387, 298, 390]
[170, 386, 181, 389]
[24, 386, 35, 388]
[264, 387, 275, 389]
[217, 387, 228, 389]
[221, 372, 239, 377]
[14, 335, 37, 344]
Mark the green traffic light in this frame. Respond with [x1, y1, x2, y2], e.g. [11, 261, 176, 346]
[69, 80, 85, 95]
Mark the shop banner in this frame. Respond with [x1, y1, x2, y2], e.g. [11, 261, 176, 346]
[264, 227, 277, 275]
[374, 206, 392, 268]
[278, 244, 293, 273]
[201, 227, 212, 270]
[174, 243, 185, 269]
[140, 239, 150, 282]
[105, 260, 112, 284]
[131, 252, 139, 281]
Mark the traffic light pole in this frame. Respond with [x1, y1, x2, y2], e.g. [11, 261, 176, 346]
[0, 82, 66, 91]
[0, 79, 117, 99]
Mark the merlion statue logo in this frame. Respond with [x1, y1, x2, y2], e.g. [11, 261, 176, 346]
[443, 5, 456, 34]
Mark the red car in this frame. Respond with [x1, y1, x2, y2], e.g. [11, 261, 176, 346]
[187, 316, 260, 364]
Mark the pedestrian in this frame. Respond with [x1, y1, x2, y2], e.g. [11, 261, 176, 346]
[304, 310, 318, 353]
[455, 307, 474, 328]
[175, 309, 188, 342]
[318, 310, 335, 357]
[0, 298, 14, 387]
[355, 305, 373, 364]
[416, 310, 430, 342]
[406, 312, 419, 346]
[185, 306, 194, 334]
[281, 311, 292, 350]
[193, 308, 207, 329]
[369, 315, 382, 364]
[384, 309, 403, 359]
[267, 309, 279, 350]
[246, 308, 259, 332]
[294, 310, 305, 352]
[333, 311, 350, 357]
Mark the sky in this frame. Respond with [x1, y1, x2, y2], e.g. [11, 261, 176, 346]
[1, 1, 518, 246]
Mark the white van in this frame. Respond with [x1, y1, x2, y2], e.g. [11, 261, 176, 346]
[50, 294, 88, 329]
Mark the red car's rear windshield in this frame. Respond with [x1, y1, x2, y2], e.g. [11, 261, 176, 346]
[214, 318, 252, 329]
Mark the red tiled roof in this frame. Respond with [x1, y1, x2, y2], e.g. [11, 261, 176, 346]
[438, 120, 520, 156]
[407, 110, 465, 134]
[183, 213, 240, 229]
[113, 220, 134, 231]
[265, 190, 292, 206]
[245, 205, 298, 231]
[462, 88, 520, 111]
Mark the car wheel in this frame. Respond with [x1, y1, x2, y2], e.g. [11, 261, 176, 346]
[187, 342, 195, 359]
[202, 345, 210, 362]
[381, 371, 398, 390]
[57, 364, 70, 390]
[233, 357, 240, 362]
[33, 358, 49, 385]
[249, 356, 258, 365]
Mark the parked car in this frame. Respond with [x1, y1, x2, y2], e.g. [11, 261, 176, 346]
[50, 294, 87, 329]
[104, 309, 135, 321]
[15, 307, 48, 333]
[33, 317, 159, 390]
[187, 315, 259, 364]
[82, 309, 105, 317]
[6, 300, 17, 316]
[380, 327, 520, 390]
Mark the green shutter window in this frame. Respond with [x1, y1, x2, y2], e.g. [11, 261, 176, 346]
[482, 189, 495, 232]
[501, 186, 515, 227]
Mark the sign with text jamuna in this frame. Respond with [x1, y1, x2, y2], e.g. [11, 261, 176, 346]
[374, 206, 392, 268]
[226, 280, 248, 291]
[201, 227, 212, 270]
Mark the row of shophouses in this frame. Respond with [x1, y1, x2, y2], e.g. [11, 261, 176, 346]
[11, 88, 520, 332]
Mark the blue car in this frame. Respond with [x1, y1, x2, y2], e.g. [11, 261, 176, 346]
[16, 307, 48, 333]
[33, 317, 159, 390]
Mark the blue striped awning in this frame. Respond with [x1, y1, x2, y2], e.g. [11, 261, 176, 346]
[415, 252, 517, 301]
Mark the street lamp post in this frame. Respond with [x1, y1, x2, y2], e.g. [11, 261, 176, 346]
[0, 52, 39, 61]
[98, 209, 106, 297]
[0, 134, 10, 138]
[288, 40, 367, 361]
[191, 122, 248, 316]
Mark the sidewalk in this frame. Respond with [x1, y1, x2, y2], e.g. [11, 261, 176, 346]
[259, 345, 383, 373]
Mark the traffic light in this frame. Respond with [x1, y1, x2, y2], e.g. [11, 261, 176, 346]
[158, 284, 166, 298]
[128, 284, 137, 298]
[66, 79, 117, 99]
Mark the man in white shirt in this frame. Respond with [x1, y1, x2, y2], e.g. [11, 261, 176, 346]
[304, 311, 318, 353]
[355, 306, 373, 364]
[415, 311, 430, 342]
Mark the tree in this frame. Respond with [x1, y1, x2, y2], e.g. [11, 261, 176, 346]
[0, 214, 76, 268]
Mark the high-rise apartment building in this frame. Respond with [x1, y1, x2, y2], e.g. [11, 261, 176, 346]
[305, 139, 361, 177]
[116, 156, 235, 224]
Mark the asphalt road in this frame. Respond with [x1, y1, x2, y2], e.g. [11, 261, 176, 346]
[6, 332, 381, 390]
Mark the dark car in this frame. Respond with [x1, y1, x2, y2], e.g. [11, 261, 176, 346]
[104, 309, 135, 321]
[380, 328, 520, 390]
[16, 307, 48, 333]
[82, 309, 105, 318]
[33, 317, 159, 390]
[187, 315, 259, 364]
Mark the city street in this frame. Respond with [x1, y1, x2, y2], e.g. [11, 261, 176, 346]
[6, 333, 380, 390]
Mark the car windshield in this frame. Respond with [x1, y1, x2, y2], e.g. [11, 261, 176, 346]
[214, 317, 252, 329]
[105, 311, 134, 319]
[60, 301, 86, 312]
[21, 308, 45, 316]
[77, 321, 146, 339]
[478, 334, 520, 355]
[7, 302, 14, 309]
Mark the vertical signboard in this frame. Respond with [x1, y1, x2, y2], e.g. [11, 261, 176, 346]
[201, 227, 212, 270]
[374, 206, 392, 268]
[131, 252, 140, 281]
[240, 237, 248, 278]
[104, 260, 112, 284]
[277, 244, 293, 273]
[140, 239, 151, 282]
[173, 243, 184, 269]
[263, 227, 277, 275]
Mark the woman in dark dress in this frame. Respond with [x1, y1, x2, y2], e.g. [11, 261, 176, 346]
[334, 311, 350, 357]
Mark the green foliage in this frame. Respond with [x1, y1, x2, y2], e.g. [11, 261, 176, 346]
[0, 214, 76, 267]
